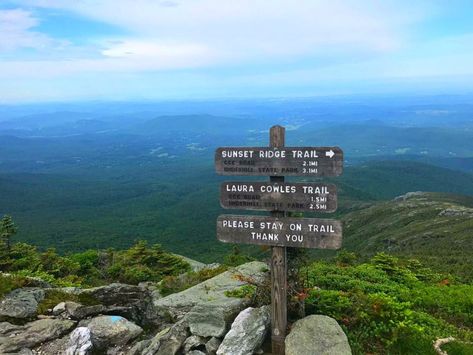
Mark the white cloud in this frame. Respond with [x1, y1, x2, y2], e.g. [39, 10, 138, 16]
[3, 0, 472, 101]
[13, 0, 416, 61]
[1, 0, 419, 80]
[0, 9, 49, 51]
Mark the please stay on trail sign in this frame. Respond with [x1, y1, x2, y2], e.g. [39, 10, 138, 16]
[215, 125, 343, 355]
[217, 215, 342, 249]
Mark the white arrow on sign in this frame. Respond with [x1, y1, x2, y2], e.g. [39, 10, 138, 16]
[325, 150, 335, 158]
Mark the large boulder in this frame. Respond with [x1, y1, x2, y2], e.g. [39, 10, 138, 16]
[0, 288, 45, 321]
[216, 306, 270, 355]
[75, 283, 158, 326]
[155, 261, 268, 321]
[87, 315, 143, 349]
[285, 315, 351, 355]
[81, 283, 143, 305]
[0, 318, 76, 353]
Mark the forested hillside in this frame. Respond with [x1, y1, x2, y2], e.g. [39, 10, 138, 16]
[342, 192, 473, 281]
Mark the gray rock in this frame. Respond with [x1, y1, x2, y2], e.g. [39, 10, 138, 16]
[187, 351, 206, 355]
[140, 319, 189, 355]
[0, 288, 45, 320]
[216, 306, 270, 355]
[65, 301, 107, 320]
[53, 301, 67, 316]
[285, 315, 351, 355]
[82, 283, 142, 305]
[205, 337, 221, 355]
[0, 318, 76, 353]
[66, 326, 93, 355]
[183, 334, 207, 352]
[127, 339, 152, 355]
[87, 315, 143, 349]
[155, 261, 268, 321]
[0, 321, 23, 335]
[187, 304, 237, 337]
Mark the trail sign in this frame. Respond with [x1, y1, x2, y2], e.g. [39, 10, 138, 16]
[220, 182, 337, 212]
[217, 215, 342, 249]
[215, 126, 344, 355]
[215, 147, 343, 176]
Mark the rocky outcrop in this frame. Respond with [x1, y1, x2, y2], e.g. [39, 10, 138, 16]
[285, 315, 351, 355]
[0, 318, 76, 353]
[155, 261, 267, 321]
[439, 208, 473, 217]
[394, 191, 425, 201]
[0, 288, 45, 321]
[217, 305, 270, 355]
[0, 262, 291, 355]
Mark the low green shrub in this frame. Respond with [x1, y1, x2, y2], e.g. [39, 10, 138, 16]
[442, 341, 473, 355]
[304, 254, 473, 354]
[224, 284, 257, 299]
[0, 273, 29, 298]
[0, 239, 192, 288]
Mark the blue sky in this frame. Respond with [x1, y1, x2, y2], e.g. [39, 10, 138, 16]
[1, 0, 473, 102]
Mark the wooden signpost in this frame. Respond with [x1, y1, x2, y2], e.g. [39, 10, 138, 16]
[215, 126, 344, 355]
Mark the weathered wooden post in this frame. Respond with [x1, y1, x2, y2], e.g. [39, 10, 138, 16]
[269, 125, 287, 354]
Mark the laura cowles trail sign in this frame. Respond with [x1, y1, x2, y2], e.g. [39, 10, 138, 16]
[220, 182, 338, 212]
[215, 125, 344, 355]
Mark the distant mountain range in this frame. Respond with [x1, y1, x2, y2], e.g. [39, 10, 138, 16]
[1, 99, 472, 263]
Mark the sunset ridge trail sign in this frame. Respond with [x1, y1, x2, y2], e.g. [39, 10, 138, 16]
[220, 182, 337, 212]
[215, 146, 343, 176]
[215, 126, 344, 355]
